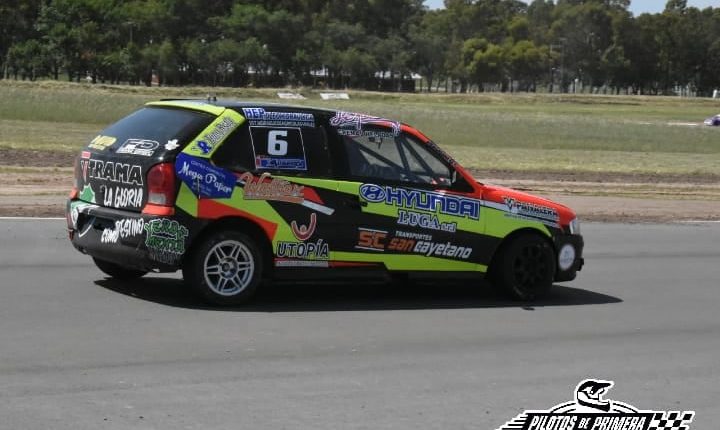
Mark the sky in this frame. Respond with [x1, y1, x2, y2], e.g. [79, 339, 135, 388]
[424, 0, 717, 15]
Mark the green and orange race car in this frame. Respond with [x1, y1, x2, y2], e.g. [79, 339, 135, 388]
[66, 100, 584, 305]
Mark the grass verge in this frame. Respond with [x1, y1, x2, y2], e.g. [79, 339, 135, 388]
[1, 80, 719, 177]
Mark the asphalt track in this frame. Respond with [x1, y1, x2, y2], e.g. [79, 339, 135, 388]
[0, 219, 718, 430]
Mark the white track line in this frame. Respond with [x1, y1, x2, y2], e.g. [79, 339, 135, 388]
[0, 217, 65, 220]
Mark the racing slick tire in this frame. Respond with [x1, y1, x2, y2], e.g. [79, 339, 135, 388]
[92, 257, 148, 280]
[183, 230, 263, 306]
[494, 233, 555, 301]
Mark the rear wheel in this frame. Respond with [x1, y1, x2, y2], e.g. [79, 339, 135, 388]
[494, 233, 555, 301]
[92, 257, 147, 280]
[183, 230, 263, 305]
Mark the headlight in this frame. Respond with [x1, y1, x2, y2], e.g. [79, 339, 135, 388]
[569, 217, 580, 235]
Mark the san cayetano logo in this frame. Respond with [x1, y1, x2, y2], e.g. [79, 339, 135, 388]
[496, 379, 694, 430]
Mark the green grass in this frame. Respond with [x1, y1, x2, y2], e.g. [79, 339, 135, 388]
[1, 79, 720, 176]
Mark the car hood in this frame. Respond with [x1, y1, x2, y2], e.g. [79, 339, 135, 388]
[479, 183, 576, 227]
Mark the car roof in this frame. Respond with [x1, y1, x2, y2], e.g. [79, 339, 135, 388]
[154, 98, 338, 116]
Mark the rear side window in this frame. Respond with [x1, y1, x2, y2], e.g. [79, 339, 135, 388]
[88, 107, 214, 157]
[213, 123, 331, 177]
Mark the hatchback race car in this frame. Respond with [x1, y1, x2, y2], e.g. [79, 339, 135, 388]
[66, 100, 584, 305]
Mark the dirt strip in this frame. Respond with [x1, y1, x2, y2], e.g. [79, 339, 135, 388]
[1, 167, 719, 222]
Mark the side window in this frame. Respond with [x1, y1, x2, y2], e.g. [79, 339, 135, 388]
[213, 123, 331, 177]
[212, 125, 255, 172]
[342, 126, 452, 185]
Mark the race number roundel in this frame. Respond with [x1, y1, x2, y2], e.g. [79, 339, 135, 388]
[250, 126, 307, 171]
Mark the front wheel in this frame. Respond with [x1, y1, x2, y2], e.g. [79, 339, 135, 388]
[494, 234, 555, 301]
[93, 257, 147, 280]
[183, 230, 263, 305]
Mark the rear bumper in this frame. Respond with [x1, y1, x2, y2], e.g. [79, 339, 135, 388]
[554, 234, 584, 282]
[66, 200, 179, 272]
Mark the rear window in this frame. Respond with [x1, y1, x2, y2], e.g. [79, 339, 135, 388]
[88, 107, 214, 157]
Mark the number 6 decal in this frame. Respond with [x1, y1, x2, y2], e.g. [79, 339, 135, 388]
[268, 130, 288, 155]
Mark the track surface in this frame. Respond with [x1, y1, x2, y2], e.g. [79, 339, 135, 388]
[0, 220, 718, 429]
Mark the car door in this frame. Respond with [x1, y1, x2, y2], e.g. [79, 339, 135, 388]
[211, 109, 345, 268]
[328, 119, 485, 272]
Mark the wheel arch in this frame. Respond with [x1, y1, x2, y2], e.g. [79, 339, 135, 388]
[184, 216, 274, 278]
[487, 226, 555, 278]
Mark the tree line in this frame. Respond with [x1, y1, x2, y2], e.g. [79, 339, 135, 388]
[2, 0, 719, 95]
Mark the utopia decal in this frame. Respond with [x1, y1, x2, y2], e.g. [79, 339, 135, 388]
[241, 107, 315, 128]
[291, 213, 317, 241]
[356, 228, 471, 259]
[103, 186, 143, 209]
[191, 116, 238, 154]
[397, 209, 457, 233]
[116, 139, 160, 157]
[100, 218, 145, 244]
[503, 196, 559, 223]
[360, 184, 480, 220]
[496, 378, 694, 430]
[276, 240, 329, 260]
[144, 219, 189, 264]
[87, 135, 116, 151]
[330, 111, 401, 137]
[176, 153, 236, 199]
[240, 172, 304, 203]
[80, 157, 143, 186]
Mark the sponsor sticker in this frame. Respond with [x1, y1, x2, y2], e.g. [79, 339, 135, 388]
[240, 172, 304, 203]
[249, 126, 308, 171]
[355, 228, 472, 259]
[176, 153, 236, 199]
[503, 196, 559, 223]
[496, 378, 694, 430]
[101, 218, 145, 244]
[80, 157, 143, 186]
[165, 139, 180, 151]
[241, 107, 315, 128]
[276, 240, 329, 260]
[79, 184, 96, 204]
[330, 111, 401, 138]
[88, 135, 117, 151]
[116, 139, 160, 157]
[103, 186, 143, 209]
[558, 244, 576, 271]
[190, 116, 239, 155]
[397, 209, 457, 233]
[144, 219, 189, 264]
[291, 213, 317, 241]
[239, 172, 335, 215]
[360, 183, 480, 220]
[255, 156, 307, 170]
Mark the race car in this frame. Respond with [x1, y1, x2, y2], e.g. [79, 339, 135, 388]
[704, 114, 720, 126]
[66, 100, 584, 305]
